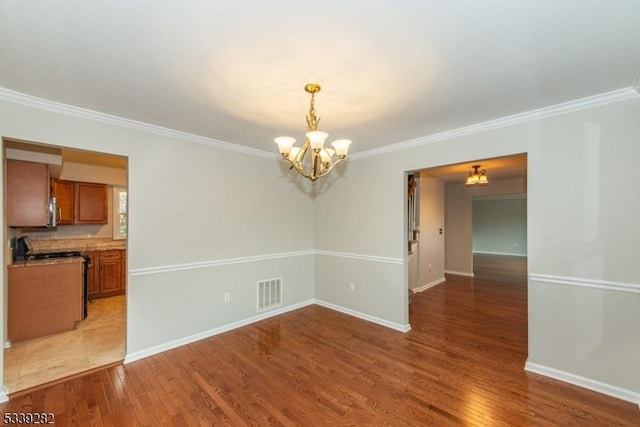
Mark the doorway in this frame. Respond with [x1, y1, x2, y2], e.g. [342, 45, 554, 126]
[407, 153, 527, 297]
[3, 138, 128, 394]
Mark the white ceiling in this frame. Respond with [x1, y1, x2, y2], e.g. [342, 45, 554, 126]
[1, 1, 639, 161]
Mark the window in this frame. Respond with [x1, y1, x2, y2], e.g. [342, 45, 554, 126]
[113, 186, 127, 240]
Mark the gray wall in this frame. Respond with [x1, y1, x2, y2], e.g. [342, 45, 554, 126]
[1, 92, 639, 404]
[0, 98, 317, 388]
[472, 195, 527, 256]
[315, 98, 640, 401]
[417, 175, 445, 289]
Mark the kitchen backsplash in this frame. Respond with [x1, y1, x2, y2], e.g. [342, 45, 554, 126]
[21, 223, 112, 241]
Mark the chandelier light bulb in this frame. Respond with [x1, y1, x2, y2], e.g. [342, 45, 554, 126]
[320, 148, 336, 163]
[306, 131, 329, 150]
[331, 139, 352, 158]
[274, 136, 296, 156]
[288, 146, 302, 161]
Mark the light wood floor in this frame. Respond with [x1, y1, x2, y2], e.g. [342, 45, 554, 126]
[1, 257, 638, 425]
[4, 295, 125, 393]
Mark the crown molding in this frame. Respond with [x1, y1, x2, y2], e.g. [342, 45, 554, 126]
[350, 87, 640, 160]
[0, 87, 276, 160]
[3, 86, 638, 162]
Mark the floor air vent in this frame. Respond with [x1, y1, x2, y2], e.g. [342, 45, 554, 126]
[257, 278, 282, 312]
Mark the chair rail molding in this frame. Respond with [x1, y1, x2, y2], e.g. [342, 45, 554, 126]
[529, 273, 640, 294]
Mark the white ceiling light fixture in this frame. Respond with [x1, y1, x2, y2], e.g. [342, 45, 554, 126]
[466, 165, 488, 186]
[274, 83, 352, 183]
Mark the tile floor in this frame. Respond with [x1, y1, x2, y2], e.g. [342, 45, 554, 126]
[4, 295, 125, 393]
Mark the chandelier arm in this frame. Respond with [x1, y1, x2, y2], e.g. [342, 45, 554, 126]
[311, 150, 321, 181]
[279, 155, 347, 182]
[318, 160, 330, 176]
[280, 157, 313, 179]
[315, 157, 348, 179]
[298, 141, 310, 162]
[294, 162, 316, 181]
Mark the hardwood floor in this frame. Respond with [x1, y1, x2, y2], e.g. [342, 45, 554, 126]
[1, 257, 638, 425]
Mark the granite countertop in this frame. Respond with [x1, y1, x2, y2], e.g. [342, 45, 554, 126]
[9, 257, 85, 268]
[29, 238, 126, 253]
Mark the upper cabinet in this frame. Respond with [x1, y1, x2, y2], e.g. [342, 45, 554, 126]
[51, 179, 108, 225]
[7, 159, 50, 227]
[74, 182, 108, 224]
[51, 179, 74, 225]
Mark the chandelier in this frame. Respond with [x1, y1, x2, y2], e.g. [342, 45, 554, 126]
[465, 165, 488, 186]
[274, 83, 352, 182]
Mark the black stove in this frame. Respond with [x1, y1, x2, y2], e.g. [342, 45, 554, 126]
[26, 251, 84, 260]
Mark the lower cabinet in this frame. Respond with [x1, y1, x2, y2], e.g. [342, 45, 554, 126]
[85, 249, 126, 299]
[85, 251, 99, 295]
[8, 261, 84, 342]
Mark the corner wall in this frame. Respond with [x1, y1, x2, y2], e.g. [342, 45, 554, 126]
[315, 97, 640, 403]
[416, 175, 445, 289]
[0, 98, 316, 396]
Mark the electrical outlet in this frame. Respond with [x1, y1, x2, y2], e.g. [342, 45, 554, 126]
[428, 264, 432, 272]
[224, 292, 231, 303]
[349, 282, 355, 292]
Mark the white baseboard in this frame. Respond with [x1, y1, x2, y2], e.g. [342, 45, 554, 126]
[0, 390, 8, 403]
[473, 251, 527, 257]
[412, 277, 446, 293]
[314, 299, 411, 333]
[124, 299, 315, 364]
[525, 360, 640, 406]
[445, 270, 474, 277]
[125, 299, 410, 365]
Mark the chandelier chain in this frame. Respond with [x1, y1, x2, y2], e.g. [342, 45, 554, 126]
[306, 91, 319, 131]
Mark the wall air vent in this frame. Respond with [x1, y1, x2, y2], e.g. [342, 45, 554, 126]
[257, 278, 282, 313]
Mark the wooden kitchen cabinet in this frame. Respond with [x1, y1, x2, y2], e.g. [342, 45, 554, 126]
[99, 250, 122, 295]
[51, 178, 75, 225]
[84, 251, 99, 296]
[74, 182, 108, 224]
[8, 260, 84, 342]
[88, 249, 126, 298]
[51, 180, 108, 225]
[6, 159, 50, 227]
